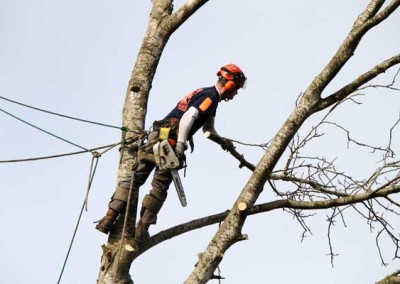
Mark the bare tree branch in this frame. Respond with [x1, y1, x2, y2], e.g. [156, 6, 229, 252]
[376, 269, 400, 284]
[314, 54, 400, 111]
[168, 0, 209, 32]
[204, 131, 257, 170]
[126, 184, 400, 259]
[358, 67, 400, 91]
[302, 0, 400, 105]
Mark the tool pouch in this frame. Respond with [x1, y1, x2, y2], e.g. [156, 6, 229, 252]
[159, 127, 170, 140]
[153, 118, 179, 146]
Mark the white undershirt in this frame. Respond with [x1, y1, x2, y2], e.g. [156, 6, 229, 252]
[177, 106, 199, 143]
[177, 85, 221, 144]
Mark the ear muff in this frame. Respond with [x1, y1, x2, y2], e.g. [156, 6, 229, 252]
[224, 80, 236, 92]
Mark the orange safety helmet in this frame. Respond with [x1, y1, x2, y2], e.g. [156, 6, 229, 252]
[217, 64, 247, 92]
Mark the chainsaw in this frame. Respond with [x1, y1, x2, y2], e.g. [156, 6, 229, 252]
[153, 139, 187, 207]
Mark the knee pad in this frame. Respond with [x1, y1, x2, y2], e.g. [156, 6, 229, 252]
[142, 194, 164, 214]
[108, 199, 126, 212]
[113, 186, 129, 202]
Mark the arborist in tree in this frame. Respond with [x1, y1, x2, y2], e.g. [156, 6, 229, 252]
[95, 63, 247, 244]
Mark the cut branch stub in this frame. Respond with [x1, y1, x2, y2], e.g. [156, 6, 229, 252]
[237, 201, 248, 212]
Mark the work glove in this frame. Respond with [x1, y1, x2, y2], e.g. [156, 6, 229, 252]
[175, 141, 186, 159]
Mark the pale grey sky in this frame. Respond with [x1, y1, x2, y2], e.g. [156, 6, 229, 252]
[1, 1, 399, 283]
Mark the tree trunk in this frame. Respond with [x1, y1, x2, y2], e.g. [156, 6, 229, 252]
[96, 1, 210, 283]
[96, 2, 172, 283]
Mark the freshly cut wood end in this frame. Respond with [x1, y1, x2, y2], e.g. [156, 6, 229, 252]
[124, 244, 135, 252]
[237, 202, 247, 211]
[204, 131, 211, 138]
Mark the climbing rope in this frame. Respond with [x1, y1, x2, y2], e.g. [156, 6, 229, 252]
[57, 151, 100, 284]
[118, 131, 159, 249]
[1, 95, 156, 282]
[0, 95, 147, 155]
[0, 107, 89, 151]
[54, 127, 149, 283]
[0, 95, 124, 130]
[0, 141, 121, 163]
[84, 151, 102, 211]
[57, 132, 147, 284]
[114, 135, 146, 275]
[119, 127, 128, 164]
[0, 95, 158, 284]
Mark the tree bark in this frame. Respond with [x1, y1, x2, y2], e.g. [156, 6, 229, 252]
[377, 270, 400, 284]
[97, 2, 174, 283]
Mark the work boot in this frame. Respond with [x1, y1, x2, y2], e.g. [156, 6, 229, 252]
[95, 208, 118, 234]
[134, 209, 157, 244]
[134, 220, 150, 244]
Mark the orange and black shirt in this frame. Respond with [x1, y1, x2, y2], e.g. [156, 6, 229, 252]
[164, 86, 220, 140]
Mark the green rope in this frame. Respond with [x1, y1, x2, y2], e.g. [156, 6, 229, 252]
[119, 128, 128, 164]
[57, 154, 100, 284]
[0, 141, 121, 163]
[0, 95, 123, 130]
[0, 107, 89, 151]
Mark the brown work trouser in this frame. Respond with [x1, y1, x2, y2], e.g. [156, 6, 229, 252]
[108, 131, 173, 217]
